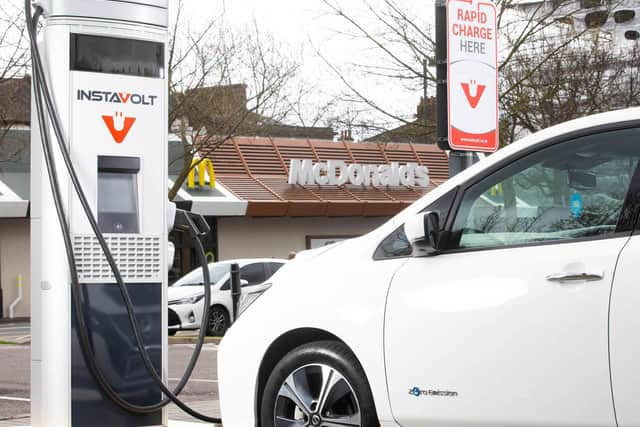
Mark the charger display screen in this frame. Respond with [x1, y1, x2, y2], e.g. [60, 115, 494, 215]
[71, 34, 164, 78]
[97, 156, 140, 234]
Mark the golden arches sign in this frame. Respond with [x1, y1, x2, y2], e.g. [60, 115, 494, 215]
[187, 159, 216, 189]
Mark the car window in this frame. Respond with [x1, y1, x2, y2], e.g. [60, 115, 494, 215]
[451, 128, 640, 250]
[171, 262, 231, 286]
[267, 262, 284, 277]
[240, 263, 267, 286]
[373, 187, 458, 260]
[373, 226, 412, 260]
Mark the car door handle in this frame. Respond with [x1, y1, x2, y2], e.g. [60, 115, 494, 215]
[546, 271, 604, 284]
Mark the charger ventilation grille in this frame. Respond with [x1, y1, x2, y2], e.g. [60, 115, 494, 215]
[73, 234, 162, 283]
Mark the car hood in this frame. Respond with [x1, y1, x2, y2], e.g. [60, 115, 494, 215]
[291, 241, 343, 262]
[168, 286, 205, 301]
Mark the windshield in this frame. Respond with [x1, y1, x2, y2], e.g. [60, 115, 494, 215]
[171, 262, 231, 287]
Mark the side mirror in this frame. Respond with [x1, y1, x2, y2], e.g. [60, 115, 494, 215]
[404, 211, 440, 256]
[241, 279, 249, 287]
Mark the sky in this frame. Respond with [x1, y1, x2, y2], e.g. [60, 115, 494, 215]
[3, 0, 436, 137]
[172, 0, 435, 135]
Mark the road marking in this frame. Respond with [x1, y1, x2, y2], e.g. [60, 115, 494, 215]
[0, 396, 30, 402]
[168, 378, 217, 383]
[0, 328, 30, 333]
[170, 344, 218, 350]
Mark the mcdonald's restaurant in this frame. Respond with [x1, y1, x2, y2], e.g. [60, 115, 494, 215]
[167, 135, 449, 282]
[0, 76, 449, 317]
[0, 129, 448, 317]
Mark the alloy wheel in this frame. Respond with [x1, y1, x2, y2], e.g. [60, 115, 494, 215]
[209, 310, 227, 334]
[274, 363, 361, 427]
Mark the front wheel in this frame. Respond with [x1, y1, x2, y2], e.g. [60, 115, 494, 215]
[261, 341, 379, 427]
[206, 306, 230, 336]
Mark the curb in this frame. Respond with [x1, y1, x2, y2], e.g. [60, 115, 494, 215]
[0, 336, 221, 346]
[0, 340, 28, 346]
[169, 336, 221, 345]
[0, 318, 29, 325]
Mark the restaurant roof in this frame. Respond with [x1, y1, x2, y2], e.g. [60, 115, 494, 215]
[201, 136, 449, 217]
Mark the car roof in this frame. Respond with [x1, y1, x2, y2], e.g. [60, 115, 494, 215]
[212, 258, 288, 266]
[174, 258, 287, 284]
[499, 107, 640, 155]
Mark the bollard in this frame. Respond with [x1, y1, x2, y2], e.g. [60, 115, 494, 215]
[230, 263, 241, 322]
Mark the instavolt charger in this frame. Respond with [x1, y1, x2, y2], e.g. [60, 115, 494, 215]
[30, 2, 169, 425]
[28, 1, 223, 425]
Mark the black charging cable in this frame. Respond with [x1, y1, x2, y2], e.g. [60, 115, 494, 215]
[27, 2, 222, 423]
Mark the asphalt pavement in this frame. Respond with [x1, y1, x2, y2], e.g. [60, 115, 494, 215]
[0, 322, 221, 426]
[0, 344, 29, 423]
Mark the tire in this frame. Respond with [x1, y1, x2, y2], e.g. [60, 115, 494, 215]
[206, 306, 230, 336]
[261, 341, 379, 427]
[168, 330, 177, 336]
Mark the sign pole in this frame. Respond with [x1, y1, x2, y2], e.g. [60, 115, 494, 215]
[435, 0, 448, 153]
[436, 0, 467, 177]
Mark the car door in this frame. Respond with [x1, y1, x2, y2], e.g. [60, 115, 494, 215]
[385, 127, 640, 427]
[266, 261, 285, 278]
[235, 262, 269, 313]
[240, 262, 268, 288]
[609, 175, 640, 426]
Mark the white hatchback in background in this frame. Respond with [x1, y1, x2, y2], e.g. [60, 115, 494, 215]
[218, 108, 640, 427]
[168, 258, 286, 336]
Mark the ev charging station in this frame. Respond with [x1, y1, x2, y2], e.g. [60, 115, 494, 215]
[27, 1, 224, 426]
[30, 1, 169, 425]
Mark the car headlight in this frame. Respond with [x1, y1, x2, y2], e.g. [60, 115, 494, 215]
[169, 294, 204, 305]
[238, 283, 272, 316]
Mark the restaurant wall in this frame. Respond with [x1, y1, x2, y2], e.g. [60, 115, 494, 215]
[217, 216, 389, 261]
[0, 219, 30, 318]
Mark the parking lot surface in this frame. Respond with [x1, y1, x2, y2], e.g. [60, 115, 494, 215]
[0, 327, 221, 426]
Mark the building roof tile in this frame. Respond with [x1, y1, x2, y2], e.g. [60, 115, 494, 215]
[204, 136, 449, 217]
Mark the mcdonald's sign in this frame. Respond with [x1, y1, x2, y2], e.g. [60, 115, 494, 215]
[187, 158, 216, 189]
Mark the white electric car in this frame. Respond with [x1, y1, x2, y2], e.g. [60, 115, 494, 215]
[218, 108, 640, 427]
[168, 258, 286, 336]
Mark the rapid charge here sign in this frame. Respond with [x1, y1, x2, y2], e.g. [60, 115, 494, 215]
[447, 0, 498, 152]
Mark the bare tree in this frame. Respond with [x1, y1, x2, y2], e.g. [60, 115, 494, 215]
[167, 2, 305, 200]
[501, 34, 640, 141]
[0, 2, 29, 144]
[0, 3, 27, 83]
[316, 0, 591, 140]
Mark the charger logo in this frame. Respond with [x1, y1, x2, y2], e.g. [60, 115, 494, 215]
[77, 90, 158, 106]
[102, 112, 136, 143]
